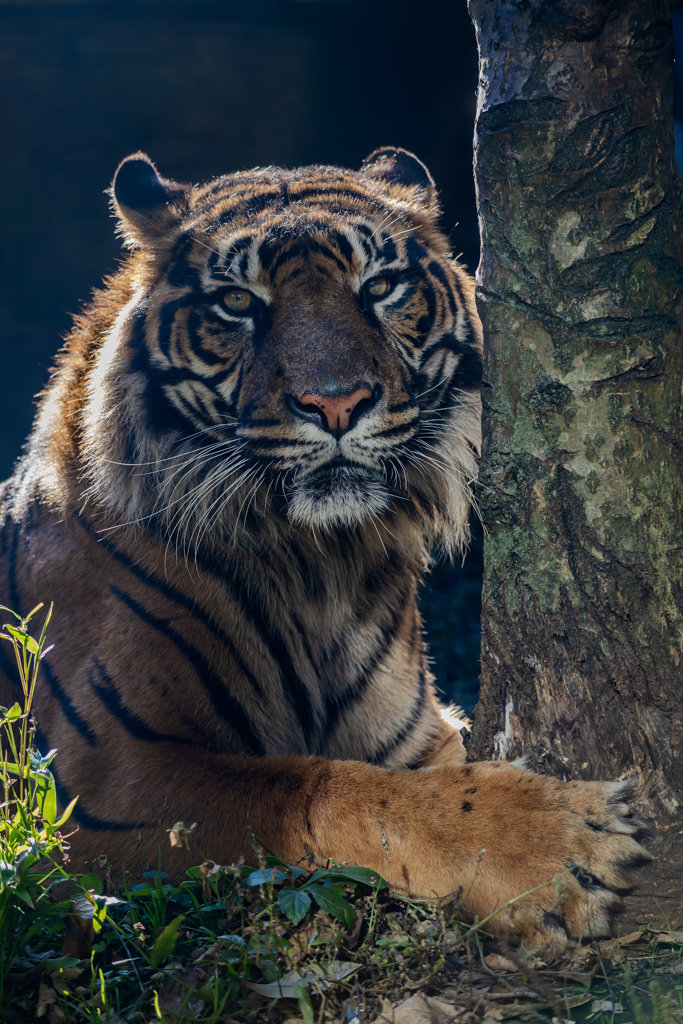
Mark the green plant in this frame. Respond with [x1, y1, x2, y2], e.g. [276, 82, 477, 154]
[0, 602, 77, 1018]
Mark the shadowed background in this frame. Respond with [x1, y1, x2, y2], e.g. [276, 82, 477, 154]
[0, 0, 482, 710]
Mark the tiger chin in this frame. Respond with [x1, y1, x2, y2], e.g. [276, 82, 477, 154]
[0, 146, 649, 948]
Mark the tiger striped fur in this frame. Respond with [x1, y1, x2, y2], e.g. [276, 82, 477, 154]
[0, 148, 649, 945]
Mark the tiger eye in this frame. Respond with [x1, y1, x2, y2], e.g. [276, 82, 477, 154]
[366, 277, 390, 298]
[223, 289, 253, 312]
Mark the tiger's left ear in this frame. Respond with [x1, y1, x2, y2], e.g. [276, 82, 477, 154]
[110, 152, 190, 249]
[360, 147, 436, 208]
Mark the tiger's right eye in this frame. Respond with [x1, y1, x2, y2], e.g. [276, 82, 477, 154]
[365, 277, 391, 299]
[223, 289, 253, 313]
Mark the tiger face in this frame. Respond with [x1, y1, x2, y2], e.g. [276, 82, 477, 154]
[80, 148, 481, 550]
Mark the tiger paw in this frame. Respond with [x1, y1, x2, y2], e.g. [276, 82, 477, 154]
[428, 762, 652, 947]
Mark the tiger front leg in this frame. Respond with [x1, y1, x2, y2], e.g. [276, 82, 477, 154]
[273, 758, 650, 947]
[66, 750, 649, 948]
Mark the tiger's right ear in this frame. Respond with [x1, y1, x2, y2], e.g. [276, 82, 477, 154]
[111, 153, 189, 248]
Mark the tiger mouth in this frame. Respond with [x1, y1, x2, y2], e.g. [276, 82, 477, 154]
[287, 456, 390, 529]
[302, 458, 383, 490]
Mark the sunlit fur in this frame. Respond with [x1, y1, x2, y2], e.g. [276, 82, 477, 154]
[0, 152, 649, 946]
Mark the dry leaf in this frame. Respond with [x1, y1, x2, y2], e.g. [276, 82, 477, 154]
[485, 953, 518, 972]
[655, 931, 683, 944]
[54, 965, 86, 983]
[168, 821, 197, 849]
[156, 966, 205, 1018]
[199, 859, 221, 897]
[88, 853, 114, 894]
[376, 993, 467, 1024]
[617, 930, 650, 946]
[289, 914, 337, 960]
[245, 961, 358, 998]
[36, 981, 57, 1017]
[61, 896, 96, 959]
[47, 1005, 66, 1024]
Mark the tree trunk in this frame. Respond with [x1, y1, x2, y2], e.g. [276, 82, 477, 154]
[467, 0, 683, 924]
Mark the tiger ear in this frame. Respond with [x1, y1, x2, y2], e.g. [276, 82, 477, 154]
[111, 153, 189, 248]
[360, 146, 436, 207]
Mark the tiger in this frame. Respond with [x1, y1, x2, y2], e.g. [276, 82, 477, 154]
[0, 147, 649, 946]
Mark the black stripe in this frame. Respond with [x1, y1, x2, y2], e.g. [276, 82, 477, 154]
[369, 668, 427, 766]
[292, 185, 379, 206]
[157, 293, 202, 360]
[78, 516, 266, 701]
[333, 231, 355, 265]
[307, 239, 348, 274]
[184, 308, 229, 368]
[239, 418, 282, 429]
[248, 436, 310, 450]
[450, 345, 483, 394]
[380, 233, 397, 263]
[110, 585, 266, 756]
[427, 260, 459, 320]
[318, 584, 410, 749]
[47, 755, 146, 833]
[88, 656, 200, 746]
[208, 234, 253, 278]
[371, 418, 419, 440]
[164, 386, 205, 430]
[448, 270, 476, 345]
[166, 235, 201, 289]
[205, 557, 318, 743]
[194, 189, 280, 224]
[42, 660, 97, 746]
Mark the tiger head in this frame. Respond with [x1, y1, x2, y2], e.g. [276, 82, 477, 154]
[70, 148, 481, 554]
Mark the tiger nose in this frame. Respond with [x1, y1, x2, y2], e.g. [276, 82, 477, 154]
[296, 387, 377, 436]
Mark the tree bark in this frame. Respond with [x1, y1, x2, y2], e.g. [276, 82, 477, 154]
[467, 0, 683, 923]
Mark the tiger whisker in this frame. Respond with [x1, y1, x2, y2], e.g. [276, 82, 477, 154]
[413, 375, 451, 401]
[189, 460, 257, 554]
[370, 211, 397, 239]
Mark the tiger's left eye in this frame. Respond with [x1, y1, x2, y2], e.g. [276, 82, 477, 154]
[223, 289, 253, 312]
[365, 277, 391, 299]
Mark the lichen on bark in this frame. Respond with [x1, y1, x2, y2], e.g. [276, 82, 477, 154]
[467, 0, 683, 920]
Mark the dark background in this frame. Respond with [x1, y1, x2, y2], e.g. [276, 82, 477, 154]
[0, 0, 482, 711]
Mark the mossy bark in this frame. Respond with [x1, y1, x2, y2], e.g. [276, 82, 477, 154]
[468, 0, 683, 920]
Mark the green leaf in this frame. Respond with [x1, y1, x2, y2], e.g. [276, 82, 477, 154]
[305, 883, 355, 928]
[278, 887, 312, 926]
[53, 795, 78, 828]
[45, 957, 83, 971]
[0, 605, 22, 621]
[245, 867, 287, 887]
[296, 983, 315, 1024]
[15, 887, 35, 908]
[4, 626, 39, 655]
[5, 703, 22, 722]
[150, 914, 185, 968]
[0, 860, 16, 885]
[80, 872, 103, 895]
[35, 770, 57, 825]
[308, 866, 386, 889]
